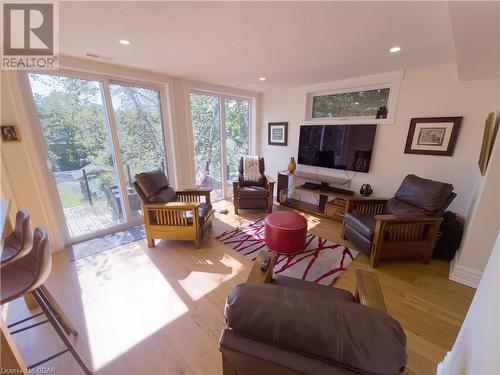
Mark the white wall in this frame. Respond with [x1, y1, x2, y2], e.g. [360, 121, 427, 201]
[438, 231, 500, 374]
[259, 63, 500, 216]
[0, 56, 259, 250]
[450, 117, 500, 287]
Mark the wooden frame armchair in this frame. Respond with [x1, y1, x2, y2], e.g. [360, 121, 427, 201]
[232, 157, 275, 214]
[342, 198, 442, 267]
[133, 171, 214, 249]
[341, 174, 455, 267]
[232, 176, 275, 214]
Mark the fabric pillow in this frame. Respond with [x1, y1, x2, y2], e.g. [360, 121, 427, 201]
[135, 170, 169, 198]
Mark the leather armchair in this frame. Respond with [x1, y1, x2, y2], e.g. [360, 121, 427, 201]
[233, 157, 275, 214]
[132, 170, 214, 248]
[342, 174, 456, 267]
[219, 251, 408, 375]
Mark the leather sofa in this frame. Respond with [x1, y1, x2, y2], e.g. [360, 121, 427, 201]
[219, 251, 408, 375]
[342, 174, 456, 267]
[233, 157, 275, 214]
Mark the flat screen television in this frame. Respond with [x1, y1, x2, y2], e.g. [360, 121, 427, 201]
[297, 124, 377, 173]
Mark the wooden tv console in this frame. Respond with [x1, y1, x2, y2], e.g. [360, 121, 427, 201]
[277, 171, 358, 222]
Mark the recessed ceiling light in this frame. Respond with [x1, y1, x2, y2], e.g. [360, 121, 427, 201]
[259, 77, 266, 81]
[119, 39, 131, 46]
[389, 46, 401, 53]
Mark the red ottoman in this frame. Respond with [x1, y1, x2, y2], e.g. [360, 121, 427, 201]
[265, 211, 308, 254]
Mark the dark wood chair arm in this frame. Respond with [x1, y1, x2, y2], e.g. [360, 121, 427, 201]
[265, 179, 275, 193]
[246, 251, 276, 283]
[355, 270, 387, 313]
[374, 214, 443, 224]
[232, 180, 240, 194]
[265, 174, 275, 184]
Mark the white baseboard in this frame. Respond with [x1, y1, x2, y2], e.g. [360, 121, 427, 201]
[437, 350, 451, 375]
[449, 258, 482, 288]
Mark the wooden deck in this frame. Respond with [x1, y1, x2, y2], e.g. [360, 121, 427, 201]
[64, 202, 120, 237]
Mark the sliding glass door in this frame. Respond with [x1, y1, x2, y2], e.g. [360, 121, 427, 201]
[190, 91, 250, 200]
[190, 92, 223, 200]
[110, 83, 166, 218]
[224, 98, 250, 197]
[28, 73, 167, 242]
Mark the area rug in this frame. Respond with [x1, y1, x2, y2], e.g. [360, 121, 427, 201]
[216, 218, 359, 286]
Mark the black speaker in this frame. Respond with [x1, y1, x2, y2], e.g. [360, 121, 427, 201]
[360, 184, 373, 197]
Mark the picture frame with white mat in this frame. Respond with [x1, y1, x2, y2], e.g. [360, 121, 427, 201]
[404, 117, 462, 156]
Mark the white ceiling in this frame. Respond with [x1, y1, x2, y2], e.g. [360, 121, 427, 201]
[60, 1, 460, 92]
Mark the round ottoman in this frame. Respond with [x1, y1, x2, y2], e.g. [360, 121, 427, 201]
[265, 211, 308, 254]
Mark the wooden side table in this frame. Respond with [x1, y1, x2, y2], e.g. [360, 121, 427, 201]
[324, 197, 349, 222]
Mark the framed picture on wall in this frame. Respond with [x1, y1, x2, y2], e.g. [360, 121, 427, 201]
[1, 125, 20, 142]
[404, 117, 462, 156]
[478, 112, 498, 176]
[268, 122, 288, 146]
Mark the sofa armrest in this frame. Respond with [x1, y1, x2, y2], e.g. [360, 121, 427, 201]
[355, 270, 387, 313]
[246, 251, 276, 284]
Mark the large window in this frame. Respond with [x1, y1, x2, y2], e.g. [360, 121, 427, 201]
[190, 92, 251, 200]
[28, 73, 167, 242]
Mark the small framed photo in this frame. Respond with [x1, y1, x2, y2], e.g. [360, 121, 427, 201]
[404, 117, 462, 156]
[268, 122, 288, 146]
[1, 125, 20, 142]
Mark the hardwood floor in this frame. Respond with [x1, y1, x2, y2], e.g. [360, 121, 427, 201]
[3, 200, 475, 374]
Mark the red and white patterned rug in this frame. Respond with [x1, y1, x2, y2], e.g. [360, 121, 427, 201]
[216, 218, 359, 286]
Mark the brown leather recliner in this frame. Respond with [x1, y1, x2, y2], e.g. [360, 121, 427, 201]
[133, 170, 214, 248]
[219, 251, 408, 375]
[342, 174, 456, 267]
[232, 157, 275, 214]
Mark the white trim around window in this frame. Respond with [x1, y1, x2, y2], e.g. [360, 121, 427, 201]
[302, 70, 404, 125]
[186, 87, 257, 200]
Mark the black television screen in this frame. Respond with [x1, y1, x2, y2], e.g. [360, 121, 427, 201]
[297, 125, 377, 172]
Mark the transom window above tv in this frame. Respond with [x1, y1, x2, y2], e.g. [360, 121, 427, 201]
[303, 71, 403, 125]
[312, 88, 390, 119]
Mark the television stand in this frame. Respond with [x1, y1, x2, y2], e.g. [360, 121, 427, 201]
[277, 171, 356, 222]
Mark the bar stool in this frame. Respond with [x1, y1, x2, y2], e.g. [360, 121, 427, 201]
[1, 227, 93, 374]
[1, 209, 32, 266]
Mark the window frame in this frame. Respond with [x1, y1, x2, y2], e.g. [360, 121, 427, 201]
[188, 88, 254, 201]
[303, 70, 404, 125]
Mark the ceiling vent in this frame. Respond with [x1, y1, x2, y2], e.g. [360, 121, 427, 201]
[86, 52, 112, 61]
